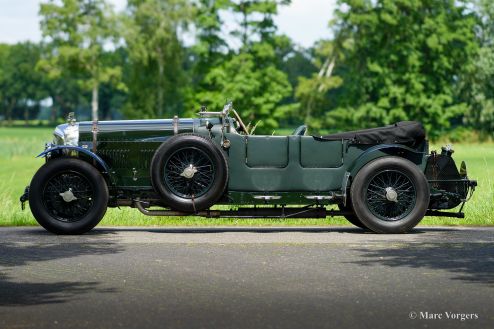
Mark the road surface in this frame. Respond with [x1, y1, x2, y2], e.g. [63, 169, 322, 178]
[0, 226, 493, 329]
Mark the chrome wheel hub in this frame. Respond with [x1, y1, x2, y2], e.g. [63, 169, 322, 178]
[180, 164, 198, 179]
[385, 187, 398, 203]
[59, 188, 78, 203]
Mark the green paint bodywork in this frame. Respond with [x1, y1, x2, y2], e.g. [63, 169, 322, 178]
[47, 115, 435, 207]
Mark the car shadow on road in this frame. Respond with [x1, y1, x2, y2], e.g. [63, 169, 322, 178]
[349, 243, 494, 286]
[0, 240, 122, 306]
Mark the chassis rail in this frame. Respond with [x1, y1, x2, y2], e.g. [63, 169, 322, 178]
[134, 199, 466, 219]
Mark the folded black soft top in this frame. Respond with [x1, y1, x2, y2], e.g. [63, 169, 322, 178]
[315, 121, 426, 146]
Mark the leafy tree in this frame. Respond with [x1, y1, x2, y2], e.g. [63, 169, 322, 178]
[123, 0, 192, 118]
[330, 0, 479, 138]
[227, 0, 289, 47]
[0, 42, 47, 125]
[294, 40, 346, 131]
[282, 47, 317, 93]
[98, 47, 129, 120]
[34, 42, 83, 123]
[197, 50, 291, 130]
[39, 0, 123, 122]
[0, 44, 10, 123]
[269, 44, 316, 128]
[196, 0, 292, 132]
[461, 0, 494, 137]
[190, 0, 230, 82]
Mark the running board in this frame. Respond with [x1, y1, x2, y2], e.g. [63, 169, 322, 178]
[134, 200, 465, 219]
[134, 201, 353, 219]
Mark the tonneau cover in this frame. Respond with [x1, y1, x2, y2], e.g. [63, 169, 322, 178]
[315, 121, 425, 146]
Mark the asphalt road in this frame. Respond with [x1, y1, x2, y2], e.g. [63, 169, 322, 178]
[0, 226, 493, 329]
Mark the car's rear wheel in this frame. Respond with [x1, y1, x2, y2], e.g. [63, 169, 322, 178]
[29, 157, 109, 234]
[338, 200, 367, 229]
[350, 156, 430, 233]
[150, 134, 228, 212]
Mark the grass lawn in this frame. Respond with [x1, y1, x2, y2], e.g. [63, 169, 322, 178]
[0, 127, 492, 227]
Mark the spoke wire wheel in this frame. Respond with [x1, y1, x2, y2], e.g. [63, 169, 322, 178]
[151, 134, 228, 212]
[42, 171, 95, 222]
[164, 147, 215, 199]
[365, 170, 416, 221]
[29, 157, 109, 235]
[350, 156, 429, 234]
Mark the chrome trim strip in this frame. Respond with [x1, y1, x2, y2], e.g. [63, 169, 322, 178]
[253, 195, 282, 200]
[77, 119, 195, 133]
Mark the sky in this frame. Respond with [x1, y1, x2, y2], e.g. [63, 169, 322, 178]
[0, 0, 336, 48]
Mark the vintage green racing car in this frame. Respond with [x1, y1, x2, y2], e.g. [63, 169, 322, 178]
[20, 102, 477, 234]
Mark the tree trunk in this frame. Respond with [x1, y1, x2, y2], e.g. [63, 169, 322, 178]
[318, 57, 336, 92]
[92, 82, 99, 122]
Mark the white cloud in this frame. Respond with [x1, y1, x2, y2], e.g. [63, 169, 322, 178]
[275, 0, 336, 47]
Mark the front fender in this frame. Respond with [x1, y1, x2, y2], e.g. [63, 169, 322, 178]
[348, 144, 427, 178]
[37, 146, 110, 174]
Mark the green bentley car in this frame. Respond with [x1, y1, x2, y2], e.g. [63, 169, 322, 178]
[21, 103, 476, 234]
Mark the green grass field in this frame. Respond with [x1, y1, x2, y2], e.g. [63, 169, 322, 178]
[0, 127, 492, 227]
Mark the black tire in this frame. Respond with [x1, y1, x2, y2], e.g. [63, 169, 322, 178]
[29, 157, 109, 235]
[150, 134, 228, 212]
[350, 156, 430, 234]
[337, 201, 367, 229]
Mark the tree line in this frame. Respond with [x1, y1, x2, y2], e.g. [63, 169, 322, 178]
[0, 0, 493, 139]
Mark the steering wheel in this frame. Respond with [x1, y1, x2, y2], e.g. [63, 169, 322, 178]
[232, 109, 249, 134]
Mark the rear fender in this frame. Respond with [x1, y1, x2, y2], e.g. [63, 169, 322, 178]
[348, 144, 427, 179]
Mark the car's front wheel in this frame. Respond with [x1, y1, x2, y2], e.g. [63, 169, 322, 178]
[29, 158, 109, 234]
[350, 156, 430, 233]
